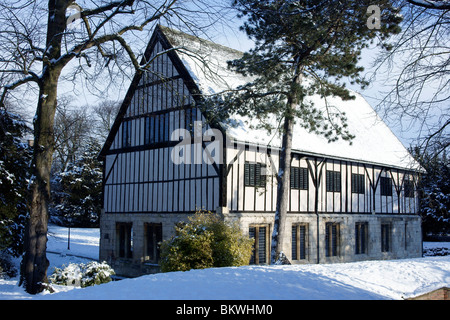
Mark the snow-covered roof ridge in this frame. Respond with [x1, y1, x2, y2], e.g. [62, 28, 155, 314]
[160, 25, 248, 95]
[160, 26, 420, 171]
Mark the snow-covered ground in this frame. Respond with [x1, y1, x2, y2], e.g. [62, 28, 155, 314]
[1, 225, 449, 300]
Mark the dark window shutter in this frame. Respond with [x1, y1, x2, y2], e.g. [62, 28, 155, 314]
[299, 225, 306, 259]
[249, 226, 255, 265]
[291, 226, 298, 260]
[332, 224, 338, 256]
[380, 177, 393, 196]
[404, 180, 414, 198]
[290, 167, 296, 189]
[325, 223, 330, 256]
[300, 167, 308, 190]
[150, 116, 155, 144]
[335, 172, 341, 192]
[326, 171, 341, 192]
[154, 115, 159, 143]
[244, 162, 250, 186]
[255, 162, 261, 187]
[164, 113, 170, 142]
[258, 226, 266, 264]
[249, 163, 255, 186]
[352, 174, 365, 194]
[159, 114, 164, 142]
[326, 171, 332, 192]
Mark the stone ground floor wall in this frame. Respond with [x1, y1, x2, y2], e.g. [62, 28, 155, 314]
[223, 212, 422, 265]
[99, 210, 422, 277]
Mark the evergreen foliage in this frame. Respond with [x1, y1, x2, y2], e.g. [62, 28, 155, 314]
[51, 140, 103, 227]
[0, 110, 31, 256]
[222, 0, 403, 139]
[160, 211, 254, 272]
[413, 148, 450, 236]
[50, 261, 115, 288]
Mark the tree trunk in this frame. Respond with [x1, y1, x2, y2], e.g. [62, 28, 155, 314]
[20, 0, 67, 294]
[271, 67, 302, 264]
[20, 68, 61, 294]
[271, 112, 294, 264]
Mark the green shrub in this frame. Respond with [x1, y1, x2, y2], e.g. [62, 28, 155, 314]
[50, 261, 115, 288]
[0, 251, 17, 278]
[160, 211, 254, 272]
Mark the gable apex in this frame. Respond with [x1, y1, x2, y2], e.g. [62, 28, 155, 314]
[98, 25, 202, 159]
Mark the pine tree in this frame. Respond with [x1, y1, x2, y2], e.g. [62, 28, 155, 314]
[223, 0, 403, 263]
[412, 147, 450, 236]
[0, 110, 32, 256]
[53, 140, 103, 228]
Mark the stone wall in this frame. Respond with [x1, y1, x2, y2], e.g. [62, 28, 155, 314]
[99, 211, 193, 277]
[99, 209, 422, 277]
[222, 211, 422, 264]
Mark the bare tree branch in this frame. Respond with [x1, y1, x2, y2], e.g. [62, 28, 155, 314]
[407, 0, 450, 10]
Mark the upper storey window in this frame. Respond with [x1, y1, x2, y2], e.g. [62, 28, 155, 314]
[122, 120, 132, 148]
[326, 170, 341, 192]
[380, 176, 393, 196]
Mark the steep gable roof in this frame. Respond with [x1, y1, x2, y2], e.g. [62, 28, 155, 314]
[99, 25, 202, 158]
[100, 25, 420, 171]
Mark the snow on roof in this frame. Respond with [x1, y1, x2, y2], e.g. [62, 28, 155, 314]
[161, 26, 420, 171]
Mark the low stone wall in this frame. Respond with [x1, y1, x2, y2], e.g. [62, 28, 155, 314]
[409, 287, 449, 300]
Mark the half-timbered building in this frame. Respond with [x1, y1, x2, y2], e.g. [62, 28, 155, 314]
[98, 25, 422, 277]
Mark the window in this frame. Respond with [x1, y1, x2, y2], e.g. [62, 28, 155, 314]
[244, 162, 266, 187]
[122, 120, 132, 148]
[404, 180, 415, 198]
[355, 222, 368, 254]
[116, 222, 133, 258]
[325, 222, 340, 257]
[185, 108, 197, 134]
[145, 223, 162, 264]
[144, 116, 152, 144]
[326, 170, 341, 192]
[290, 167, 309, 190]
[145, 113, 172, 145]
[292, 224, 308, 260]
[380, 176, 392, 196]
[381, 223, 391, 252]
[159, 114, 165, 143]
[351, 173, 365, 194]
[249, 225, 269, 264]
[164, 113, 170, 142]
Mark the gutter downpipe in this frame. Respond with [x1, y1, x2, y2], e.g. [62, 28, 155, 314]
[314, 158, 325, 264]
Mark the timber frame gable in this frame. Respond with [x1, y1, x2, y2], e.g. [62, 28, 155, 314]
[99, 24, 223, 160]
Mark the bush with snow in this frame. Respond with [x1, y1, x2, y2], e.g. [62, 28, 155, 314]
[0, 110, 31, 256]
[160, 211, 254, 272]
[50, 261, 115, 288]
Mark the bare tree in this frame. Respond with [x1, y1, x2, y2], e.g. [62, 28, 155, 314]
[374, 1, 449, 157]
[0, 0, 232, 294]
[53, 97, 94, 173]
[92, 99, 122, 141]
